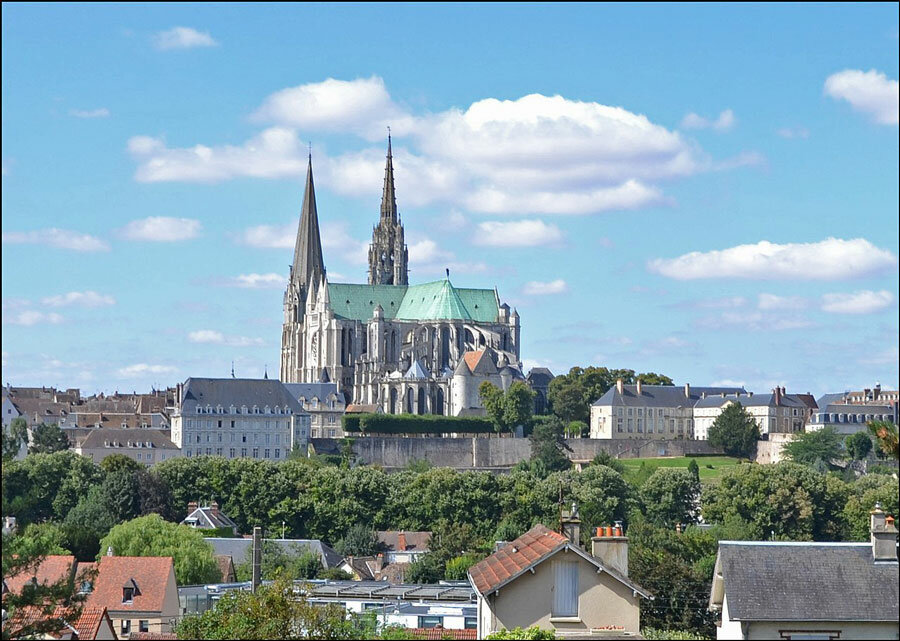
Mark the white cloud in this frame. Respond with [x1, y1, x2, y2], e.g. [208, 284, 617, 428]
[128, 77, 762, 216]
[821, 290, 895, 314]
[70, 108, 110, 119]
[757, 293, 806, 311]
[237, 220, 367, 264]
[153, 26, 218, 50]
[777, 127, 810, 139]
[824, 69, 899, 125]
[41, 291, 116, 308]
[187, 329, 264, 346]
[408, 238, 454, 265]
[3, 310, 64, 326]
[711, 378, 747, 388]
[222, 273, 287, 289]
[238, 223, 294, 249]
[251, 76, 414, 139]
[117, 363, 177, 377]
[695, 311, 813, 332]
[119, 216, 202, 242]
[680, 109, 736, 131]
[648, 238, 897, 281]
[405, 236, 488, 276]
[69, 107, 109, 118]
[2, 228, 109, 252]
[473, 220, 564, 247]
[523, 279, 569, 295]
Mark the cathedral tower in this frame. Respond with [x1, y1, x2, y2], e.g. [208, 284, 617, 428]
[281, 155, 325, 383]
[368, 135, 408, 286]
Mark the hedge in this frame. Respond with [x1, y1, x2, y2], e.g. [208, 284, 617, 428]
[342, 413, 495, 435]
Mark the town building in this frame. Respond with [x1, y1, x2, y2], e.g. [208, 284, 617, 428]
[74, 427, 180, 466]
[204, 537, 343, 571]
[378, 531, 431, 564]
[526, 367, 554, 415]
[5, 605, 117, 640]
[279, 141, 524, 417]
[85, 555, 180, 640]
[169, 378, 310, 461]
[181, 501, 239, 536]
[284, 381, 346, 438]
[693, 387, 813, 441]
[808, 389, 898, 436]
[590, 380, 746, 439]
[709, 506, 899, 640]
[467, 521, 652, 638]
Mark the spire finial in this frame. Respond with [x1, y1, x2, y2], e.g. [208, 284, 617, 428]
[308, 141, 312, 160]
[231, 361, 235, 378]
[264, 364, 268, 380]
[445, 267, 450, 280]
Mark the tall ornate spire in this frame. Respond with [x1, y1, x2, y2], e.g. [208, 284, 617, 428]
[292, 154, 325, 293]
[380, 132, 398, 222]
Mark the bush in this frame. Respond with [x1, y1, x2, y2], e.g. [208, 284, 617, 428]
[486, 627, 556, 640]
[342, 413, 495, 435]
[642, 629, 707, 640]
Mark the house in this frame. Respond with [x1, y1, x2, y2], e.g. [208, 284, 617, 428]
[693, 388, 813, 441]
[467, 518, 652, 638]
[4, 605, 118, 640]
[808, 390, 897, 436]
[85, 555, 179, 640]
[378, 531, 431, 564]
[3, 554, 79, 596]
[709, 505, 899, 640]
[74, 428, 180, 466]
[204, 537, 343, 571]
[180, 501, 239, 536]
[284, 381, 347, 439]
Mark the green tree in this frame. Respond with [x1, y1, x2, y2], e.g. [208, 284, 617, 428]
[27, 423, 70, 455]
[842, 474, 900, 540]
[783, 427, 844, 469]
[528, 417, 571, 475]
[547, 367, 672, 425]
[589, 450, 626, 475]
[868, 420, 899, 461]
[334, 523, 379, 557]
[99, 454, 143, 474]
[479, 381, 506, 434]
[636, 372, 675, 386]
[845, 431, 873, 461]
[98, 514, 220, 585]
[3, 417, 28, 461]
[640, 468, 700, 527]
[406, 553, 445, 583]
[445, 553, 483, 580]
[707, 403, 760, 458]
[687, 459, 700, 482]
[565, 420, 587, 438]
[63, 487, 118, 560]
[480, 381, 534, 435]
[485, 626, 557, 639]
[98, 469, 141, 523]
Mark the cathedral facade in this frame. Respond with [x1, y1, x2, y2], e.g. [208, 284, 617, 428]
[280, 138, 523, 416]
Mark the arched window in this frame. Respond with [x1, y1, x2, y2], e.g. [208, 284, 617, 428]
[417, 388, 427, 415]
[436, 388, 445, 416]
[406, 388, 414, 414]
[390, 388, 398, 414]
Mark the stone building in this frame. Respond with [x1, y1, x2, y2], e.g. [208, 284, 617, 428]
[284, 381, 346, 438]
[692, 387, 812, 440]
[280, 138, 522, 416]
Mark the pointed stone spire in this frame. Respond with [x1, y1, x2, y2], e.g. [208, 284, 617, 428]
[380, 133, 398, 222]
[292, 154, 326, 294]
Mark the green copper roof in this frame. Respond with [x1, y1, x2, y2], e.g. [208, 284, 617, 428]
[327, 280, 499, 323]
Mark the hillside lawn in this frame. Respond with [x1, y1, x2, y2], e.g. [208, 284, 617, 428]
[619, 455, 741, 482]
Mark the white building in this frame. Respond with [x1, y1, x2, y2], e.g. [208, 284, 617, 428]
[170, 378, 310, 461]
[283, 381, 346, 438]
[693, 388, 812, 441]
[808, 390, 897, 436]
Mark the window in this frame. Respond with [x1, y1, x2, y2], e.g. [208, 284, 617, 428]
[418, 616, 443, 629]
[139, 620, 149, 633]
[464, 617, 477, 630]
[229, 448, 235, 458]
[552, 560, 578, 617]
[636, 419, 643, 433]
[264, 448, 270, 459]
[627, 408, 633, 417]
[216, 447, 222, 456]
[627, 418, 633, 433]
[275, 448, 281, 459]
[252, 448, 259, 458]
[121, 620, 131, 635]
[241, 448, 247, 457]
[616, 419, 623, 433]
[329, 429, 336, 437]
[123, 587, 135, 603]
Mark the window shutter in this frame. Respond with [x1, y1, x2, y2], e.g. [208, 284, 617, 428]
[552, 560, 578, 617]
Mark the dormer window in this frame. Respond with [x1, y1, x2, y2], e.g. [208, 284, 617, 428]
[122, 578, 139, 603]
[79, 580, 92, 594]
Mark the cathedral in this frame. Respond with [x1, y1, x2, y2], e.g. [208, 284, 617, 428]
[280, 137, 526, 416]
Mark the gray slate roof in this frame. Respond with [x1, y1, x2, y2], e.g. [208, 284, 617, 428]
[592, 384, 746, 408]
[182, 507, 238, 531]
[180, 378, 306, 415]
[718, 542, 899, 622]
[283, 382, 340, 401]
[204, 537, 343, 568]
[693, 393, 808, 409]
[79, 428, 179, 450]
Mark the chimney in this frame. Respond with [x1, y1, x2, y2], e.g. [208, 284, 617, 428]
[397, 531, 407, 552]
[871, 503, 898, 561]
[774, 387, 782, 406]
[684, 383, 691, 399]
[210, 501, 220, 517]
[561, 502, 581, 546]
[106, 546, 114, 557]
[616, 379, 624, 395]
[636, 379, 643, 396]
[591, 521, 629, 576]
[187, 501, 198, 516]
[251, 526, 262, 593]
[374, 553, 384, 573]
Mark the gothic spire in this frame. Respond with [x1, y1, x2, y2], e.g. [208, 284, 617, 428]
[380, 133, 398, 222]
[292, 154, 325, 292]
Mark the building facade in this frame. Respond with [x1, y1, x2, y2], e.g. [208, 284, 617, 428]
[280, 140, 522, 416]
[693, 387, 812, 441]
[284, 381, 347, 438]
[170, 378, 310, 461]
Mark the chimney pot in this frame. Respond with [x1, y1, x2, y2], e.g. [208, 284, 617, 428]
[591, 527, 629, 576]
[684, 383, 691, 398]
[636, 379, 643, 396]
[616, 379, 624, 395]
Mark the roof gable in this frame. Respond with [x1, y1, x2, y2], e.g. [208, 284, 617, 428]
[86, 556, 175, 613]
[4, 555, 76, 595]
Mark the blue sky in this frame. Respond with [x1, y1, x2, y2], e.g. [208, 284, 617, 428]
[2, 3, 898, 396]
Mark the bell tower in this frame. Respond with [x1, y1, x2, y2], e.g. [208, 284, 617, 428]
[368, 133, 408, 286]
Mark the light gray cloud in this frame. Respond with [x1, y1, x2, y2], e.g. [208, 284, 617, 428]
[153, 26, 218, 50]
[2, 228, 109, 252]
[825, 69, 899, 125]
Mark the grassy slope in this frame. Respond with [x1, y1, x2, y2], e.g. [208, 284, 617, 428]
[619, 455, 740, 481]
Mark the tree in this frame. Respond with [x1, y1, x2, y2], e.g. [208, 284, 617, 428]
[485, 627, 556, 639]
[589, 450, 626, 475]
[445, 553, 482, 580]
[868, 420, 899, 461]
[640, 468, 700, 527]
[687, 459, 700, 483]
[845, 431, 873, 461]
[528, 417, 571, 475]
[842, 474, 900, 540]
[707, 403, 760, 458]
[565, 420, 587, 438]
[97, 514, 220, 585]
[99, 454, 143, 474]
[63, 487, 118, 560]
[406, 553, 445, 583]
[3, 417, 28, 461]
[479, 381, 534, 435]
[782, 427, 844, 468]
[176, 576, 378, 640]
[547, 367, 673, 425]
[334, 524, 379, 557]
[98, 469, 141, 523]
[27, 423, 69, 455]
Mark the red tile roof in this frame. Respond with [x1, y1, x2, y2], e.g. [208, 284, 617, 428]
[409, 628, 478, 640]
[86, 556, 174, 613]
[5, 605, 112, 640]
[463, 350, 486, 372]
[377, 530, 431, 553]
[73, 606, 113, 640]
[3, 555, 76, 595]
[129, 633, 177, 640]
[467, 524, 567, 595]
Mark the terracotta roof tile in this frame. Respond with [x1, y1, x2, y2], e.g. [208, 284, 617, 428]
[467, 524, 567, 595]
[129, 633, 178, 640]
[5, 605, 111, 640]
[86, 556, 174, 613]
[3, 555, 76, 595]
[409, 628, 478, 640]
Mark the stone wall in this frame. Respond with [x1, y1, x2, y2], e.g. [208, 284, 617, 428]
[311, 436, 721, 469]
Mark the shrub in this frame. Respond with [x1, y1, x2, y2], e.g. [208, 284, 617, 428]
[342, 413, 495, 435]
